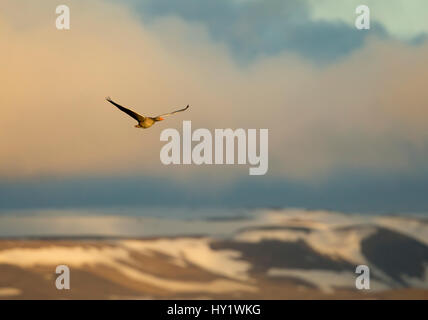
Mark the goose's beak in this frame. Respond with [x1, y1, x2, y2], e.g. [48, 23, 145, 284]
[159, 117, 164, 121]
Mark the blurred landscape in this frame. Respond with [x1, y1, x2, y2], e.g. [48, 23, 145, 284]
[2, 0, 428, 301]
[1, 208, 427, 299]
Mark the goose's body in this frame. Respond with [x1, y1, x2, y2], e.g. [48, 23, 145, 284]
[137, 117, 156, 129]
[106, 97, 189, 129]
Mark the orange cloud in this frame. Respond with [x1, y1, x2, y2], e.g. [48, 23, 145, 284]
[1, 0, 428, 180]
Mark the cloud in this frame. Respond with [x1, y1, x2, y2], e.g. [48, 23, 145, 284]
[2, 171, 428, 212]
[1, 0, 428, 182]
[308, 0, 428, 40]
[126, 0, 388, 63]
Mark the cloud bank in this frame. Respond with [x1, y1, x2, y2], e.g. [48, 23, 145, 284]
[1, 0, 428, 182]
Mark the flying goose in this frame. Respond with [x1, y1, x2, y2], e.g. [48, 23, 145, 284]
[106, 97, 189, 129]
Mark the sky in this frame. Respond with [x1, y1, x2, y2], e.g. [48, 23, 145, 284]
[1, 0, 428, 213]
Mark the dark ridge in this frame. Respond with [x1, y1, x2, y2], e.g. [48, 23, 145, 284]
[361, 227, 428, 285]
[210, 239, 355, 273]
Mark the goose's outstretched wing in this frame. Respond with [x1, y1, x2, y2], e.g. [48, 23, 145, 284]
[156, 105, 189, 118]
[106, 97, 145, 121]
